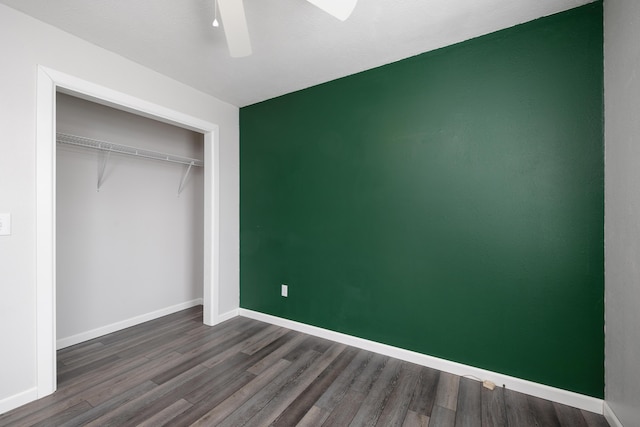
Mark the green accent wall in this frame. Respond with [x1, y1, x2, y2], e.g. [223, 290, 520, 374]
[240, 3, 604, 397]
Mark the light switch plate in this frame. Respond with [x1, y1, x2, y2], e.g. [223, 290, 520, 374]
[281, 284, 288, 297]
[0, 213, 10, 236]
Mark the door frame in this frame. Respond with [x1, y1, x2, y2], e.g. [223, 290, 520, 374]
[35, 66, 221, 397]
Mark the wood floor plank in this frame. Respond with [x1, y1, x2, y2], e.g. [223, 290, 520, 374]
[0, 354, 152, 427]
[166, 378, 264, 427]
[119, 361, 255, 426]
[428, 405, 456, 427]
[297, 405, 330, 427]
[284, 336, 325, 362]
[374, 362, 421, 427]
[351, 353, 389, 394]
[59, 381, 158, 427]
[553, 401, 589, 427]
[527, 395, 561, 427]
[57, 342, 105, 363]
[96, 306, 202, 346]
[172, 317, 256, 357]
[349, 357, 403, 426]
[59, 319, 195, 370]
[57, 353, 149, 391]
[247, 332, 307, 375]
[454, 377, 481, 427]
[581, 409, 610, 427]
[244, 343, 348, 427]
[120, 391, 203, 427]
[167, 371, 260, 427]
[242, 325, 291, 355]
[189, 358, 291, 426]
[135, 398, 193, 427]
[141, 324, 211, 360]
[215, 349, 323, 427]
[60, 311, 201, 371]
[112, 322, 205, 360]
[434, 372, 460, 412]
[315, 349, 377, 412]
[148, 322, 243, 363]
[322, 388, 366, 426]
[0, 392, 87, 426]
[481, 385, 507, 427]
[409, 366, 440, 418]
[83, 365, 210, 427]
[84, 351, 184, 406]
[149, 323, 267, 385]
[56, 353, 122, 385]
[504, 389, 536, 427]
[200, 324, 281, 368]
[403, 410, 430, 427]
[271, 346, 358, 427]
[308, 336, 336, 354]
[182, 331, 299, 405]
[31, 401, 93, 427]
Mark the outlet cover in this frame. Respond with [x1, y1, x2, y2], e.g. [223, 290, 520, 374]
[281, 284, 288, 297]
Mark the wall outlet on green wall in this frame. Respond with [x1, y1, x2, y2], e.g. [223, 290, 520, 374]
[281, 284, 288, 297]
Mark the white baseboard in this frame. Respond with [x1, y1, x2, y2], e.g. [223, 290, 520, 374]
[57, 298, 204, 349]
[0, 387, 38, 415]
[216, 308, 239, 323]
[238, 309, 604, 414]
[604, 402, 624, 427]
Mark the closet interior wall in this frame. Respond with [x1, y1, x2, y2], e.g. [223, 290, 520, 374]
[56, 93, 204, 347]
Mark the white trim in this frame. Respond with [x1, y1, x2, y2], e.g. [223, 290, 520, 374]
[35, 65, 222, 403]
[216, 308, 239, 323]
[0, 387, 38, 415]
[604, 402, 624, 427]
[56, 299, 204, 350]
[36, 67, 57, 398]
[239, 308, 604, 414]
[203, 129, 220, 326]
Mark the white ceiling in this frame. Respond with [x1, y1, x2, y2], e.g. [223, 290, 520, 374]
[0, 0, 593, 107]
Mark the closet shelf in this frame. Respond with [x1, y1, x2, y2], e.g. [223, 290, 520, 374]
[57, 132, 203, 194]
[56, 133, 204, 167]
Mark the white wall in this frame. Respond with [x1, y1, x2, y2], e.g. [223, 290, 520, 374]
[56, 94, 204, 344]
[0, 4, 238, 412]
[604, 0, 640, 426]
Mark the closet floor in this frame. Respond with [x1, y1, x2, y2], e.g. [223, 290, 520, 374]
[0, 306, 609, 426]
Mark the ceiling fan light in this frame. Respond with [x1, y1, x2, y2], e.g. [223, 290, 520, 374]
[212, 0, 220, 27]
[305, 0, 358, 21]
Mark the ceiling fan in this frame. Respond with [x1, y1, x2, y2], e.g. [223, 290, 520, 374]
[213, 0, 359, 57]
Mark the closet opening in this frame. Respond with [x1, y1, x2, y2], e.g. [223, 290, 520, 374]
[55, 93, 205, 350]
[36, 66, 220, 398]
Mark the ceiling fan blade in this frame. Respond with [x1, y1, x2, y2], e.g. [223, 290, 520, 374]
[217, 0, 252, 57]
[305, 0, 358, 21]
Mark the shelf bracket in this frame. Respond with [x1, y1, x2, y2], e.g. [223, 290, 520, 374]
[178, 161, 195, 195]
[97, 149, 110, 191]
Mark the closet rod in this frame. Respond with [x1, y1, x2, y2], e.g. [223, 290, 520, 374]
[56, 133, 204, 167]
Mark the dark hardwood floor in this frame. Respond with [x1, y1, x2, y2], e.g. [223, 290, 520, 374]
[0, 306, 609, 426]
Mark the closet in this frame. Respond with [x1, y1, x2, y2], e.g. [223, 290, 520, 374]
[55, 93, 204, 348]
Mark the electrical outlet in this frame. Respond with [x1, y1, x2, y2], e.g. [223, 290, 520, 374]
[0, 213, 10, 236]
[281, 284, 288, 297]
